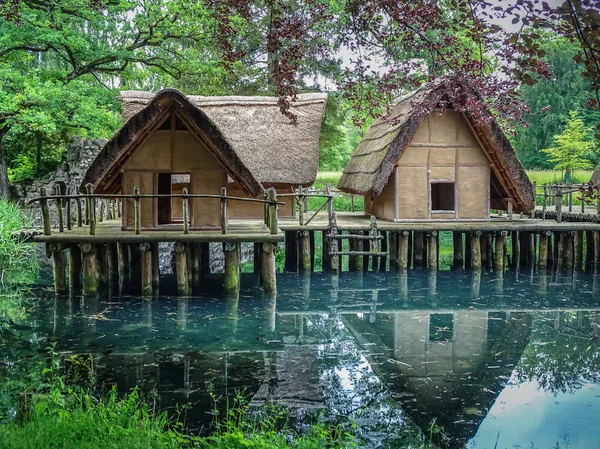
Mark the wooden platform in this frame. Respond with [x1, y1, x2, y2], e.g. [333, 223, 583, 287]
[279, 211, 600, 232]
[32, 219, 284, 244]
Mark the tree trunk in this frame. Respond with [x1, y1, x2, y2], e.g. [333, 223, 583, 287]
[0, 127, 11, 199]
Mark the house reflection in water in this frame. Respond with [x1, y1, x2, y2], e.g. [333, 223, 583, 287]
[342, 310, 533, 448]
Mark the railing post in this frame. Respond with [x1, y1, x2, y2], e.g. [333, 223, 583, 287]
[530, 181, 537, 218]
[66, 188, 72, 231]
[133, 186, 141, 235]
[39, 187, 52, 236]
[85, 183, 96, 236]
[326, 184, 334, 221]
[221, 187, 227, 235]
[76, 195, 83, 227]
[581, 184, 585, 214]
[298, 185, 304, 226]
[182, 187, 190, 234]
[542, 185, 547, 220]
[268, 187, 278, 235]
[556, 190, 563, 223]
[55, 185, 64, 233]
[568, 189, 573, 213]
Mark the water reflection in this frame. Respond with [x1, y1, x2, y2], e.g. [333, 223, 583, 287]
[1, 271, 600, 448]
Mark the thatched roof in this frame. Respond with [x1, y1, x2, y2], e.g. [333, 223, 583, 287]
[81, 89, 264, 196]
[118, 90, 326, 187]
[338, 77, 535, 212]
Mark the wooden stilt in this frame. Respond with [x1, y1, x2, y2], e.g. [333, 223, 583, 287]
[494, 231, 506, 273]
[49, 244, 67, 295]
[309, 231, 316, 272]
[565, 231, 574, 273]
[186, 243, 193, 287]
[224, 242, 241, 295]
[117, 242, 129, 291]
[485, 233, 493, 271]
[453, 232, 463, 271]
[284, 230, 298, 273]
[192, 243, 201, 288]
[426, 232, 438, 271]
[139, 243, 153, 296]
[511, 231, 520, 271]
[80, 243, 100, 296]
[151, 243, 160, 289]
[465, 232, 472, 270]
[398, 231, 409, 270]
[389, 232, 398, 270]
[586, 231, 594, 271]
[527, 232, 536, 269]
[174, 242, 190, 296]
[413, 231, 424, 269]
[299, 230, 311, 273]
[362, 234, 370, 272]
[68, 245, 81, 290]
[574, 231, 584, 272]
[594, 231, 600, 266]
[539, 231, 550, 271]
[200, 242, 210, 277]
[379, 231, 388, 272]
[470, 231, 482, 271]
[261, 242, 277, 295]
[322, 230, 332, 273]
[407, 231, 413, 269]
[557, 232, 566, 272]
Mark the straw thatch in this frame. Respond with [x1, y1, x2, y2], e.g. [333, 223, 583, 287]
[118, 90, 327, 187]
[338, 77, 535, 212]
[81, 89, 264, 196]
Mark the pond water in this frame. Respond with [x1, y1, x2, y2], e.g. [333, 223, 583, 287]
[1, 270, 600, 448]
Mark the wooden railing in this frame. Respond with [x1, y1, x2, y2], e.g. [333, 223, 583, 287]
[279, 184, 351, 226]
[536, 182, 600, 223]
[27, 184, 283, 236]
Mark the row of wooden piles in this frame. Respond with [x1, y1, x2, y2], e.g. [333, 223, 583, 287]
[283, 229, 600, 274]
[48, 241, 277, 297]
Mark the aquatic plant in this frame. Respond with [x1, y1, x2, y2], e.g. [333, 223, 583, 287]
[0, 200, 38, 284]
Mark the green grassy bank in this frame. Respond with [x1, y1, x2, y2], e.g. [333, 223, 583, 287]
[0, 200, 38, 284]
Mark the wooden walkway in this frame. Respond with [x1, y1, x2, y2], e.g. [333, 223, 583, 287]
[279, 211, 600, 232]
[32, 219, 284, 244]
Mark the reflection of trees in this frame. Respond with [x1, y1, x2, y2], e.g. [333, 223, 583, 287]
[514, 311, 600, 394]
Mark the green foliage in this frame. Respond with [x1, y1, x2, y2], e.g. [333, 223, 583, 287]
[308, 172, 364, 212]
[541, 111, 595, 176]
[512, 37, 600, 169]
[0, 200, 38, 284]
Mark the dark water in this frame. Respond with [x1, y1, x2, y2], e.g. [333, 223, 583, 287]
[2, 270, 600, 448]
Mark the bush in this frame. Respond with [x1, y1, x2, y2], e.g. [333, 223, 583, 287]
[0, 200, 38, 284]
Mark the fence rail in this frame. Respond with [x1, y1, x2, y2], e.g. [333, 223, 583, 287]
[27, 183, 282, 237]
[535, 182, 600, 223]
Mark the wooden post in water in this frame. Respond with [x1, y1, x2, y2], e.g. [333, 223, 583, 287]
[139, 243, 153, 296]
[389, 232, 398, 270]
[413, 231, 425, 269]
[261, 242, 277, 294]
[557, 232, 566, 272]
[85, 184, 96, 236]
[511, 231, 520, 271]
[586, 231, 594, 271]
[80, 243, 100, 296]
[310, 231, 316, 272]
[539, 231, 551, 271]
[379, 230, 388, 272]
[284, 231, 298, 272]
[174, 242, 190, 296]
[574, 231, 584, 272]
[426, 232, 438, 271]
[151, 243, 160, 290]
[565, 231, 574, 273]
[329, 212, 340, 273]
[494, 231, 507, 273]
[68, 245, 82, 290]
[470, 231, 482, 271]
[299, 230, 311, 272]
[322, 230, 332, 273]
[200, 243, 210, 277]
[223, 242, 241, 294]
[267, 188, 278, 235]
[49, 243, 67, 295]
[398, 231, 409, 270]
[453, 232, 463, 271]
[117, 242, 129, 291]
[40, 187, 52, 236]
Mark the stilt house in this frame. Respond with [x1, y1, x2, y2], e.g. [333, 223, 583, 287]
[81, 89, 327, 230]
[338, 79, 534, 221]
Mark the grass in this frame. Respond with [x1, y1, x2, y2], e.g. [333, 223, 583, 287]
[0, 199, 38, 284]
[0, 356, 358, 449]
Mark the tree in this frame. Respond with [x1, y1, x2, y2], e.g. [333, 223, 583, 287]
[0, 0, 223, 198]
[512, 37, 600, 169]
[541, 110, 595, 180]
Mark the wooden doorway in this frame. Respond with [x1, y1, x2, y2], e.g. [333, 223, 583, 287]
[157, 173, 191, 224]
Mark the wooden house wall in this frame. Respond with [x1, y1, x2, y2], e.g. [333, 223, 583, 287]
[370, 110, 491, 221]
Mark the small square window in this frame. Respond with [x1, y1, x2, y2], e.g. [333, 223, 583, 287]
[431, 182, 455, 211]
